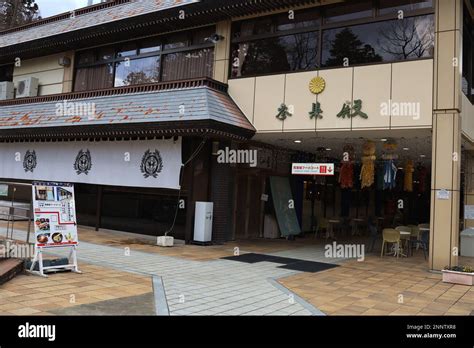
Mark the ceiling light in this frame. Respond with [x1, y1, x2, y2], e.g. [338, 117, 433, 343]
[403, 147, 409, 151]
[294, 140, 302, 144]
[381, 138, 387, 142]
[420, 154, 426, 158]
[326, 148, 332, 151]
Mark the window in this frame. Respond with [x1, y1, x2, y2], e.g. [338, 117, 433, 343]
[114, 57, 160, 87]
[378, 0, 433, 16]
[324, 1, 373, 24]
[0, 64, 13, 82]
[139, 38, 161, 54]
[117, 43, 137, 58]
[98, 47, 115, 61]
[74, 64, 114, 91]
[162, 48, 214, 81]
[232, 7, 320, 39]
[164, 32, 189, 50]
[73, 26, 215, 91]
[230, 2, 434, 78]
[231, 32, 319, 77]
[322, 15, 434, 67]
[231, 8, 321, 78]
[463, 5, 474, 103]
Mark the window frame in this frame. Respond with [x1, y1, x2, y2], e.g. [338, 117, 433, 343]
[73, 26, 215, 91]
[463, 3, 474, 104]
[0, 63, 14, 82]
[229, 0, 435, 79]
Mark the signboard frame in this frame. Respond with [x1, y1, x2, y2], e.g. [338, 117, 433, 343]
[29, 181, 81, 277]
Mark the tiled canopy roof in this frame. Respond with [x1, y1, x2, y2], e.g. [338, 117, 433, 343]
[0, 80, 255, 140]
[0, 0, 199, 48]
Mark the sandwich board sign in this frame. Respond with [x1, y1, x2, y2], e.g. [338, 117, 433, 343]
[29, 182, 81, 277]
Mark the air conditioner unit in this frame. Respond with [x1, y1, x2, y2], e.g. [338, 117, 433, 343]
[16, 77, 39, 98]
[0, 81, 14, 100]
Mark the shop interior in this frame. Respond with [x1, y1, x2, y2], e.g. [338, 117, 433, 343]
[250, 129, 441, 257]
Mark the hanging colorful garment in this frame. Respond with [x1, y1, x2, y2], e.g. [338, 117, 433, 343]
[360, 141, 376, 189]
[382, 139, 398, 190]
[339, 162, 354, 188]
[339, 144, 355, 189]
[383, 160, 397, 190]
[404, 159, 414, 192]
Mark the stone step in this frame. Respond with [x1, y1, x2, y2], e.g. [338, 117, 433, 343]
[0, 258, 24, 285]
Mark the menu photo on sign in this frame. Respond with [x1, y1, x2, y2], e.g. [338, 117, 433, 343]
[292, 163, 335, 176]
[32, 182, 78, 248]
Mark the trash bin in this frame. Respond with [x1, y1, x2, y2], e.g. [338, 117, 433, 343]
[461, 228, 474, 257]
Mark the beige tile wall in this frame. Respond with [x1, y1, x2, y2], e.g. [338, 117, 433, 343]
[228, 60, 434, 133]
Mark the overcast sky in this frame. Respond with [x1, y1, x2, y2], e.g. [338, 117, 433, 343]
[35, 0, 103, 18]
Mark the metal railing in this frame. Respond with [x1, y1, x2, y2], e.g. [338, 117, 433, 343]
[0, 181, 33, 244]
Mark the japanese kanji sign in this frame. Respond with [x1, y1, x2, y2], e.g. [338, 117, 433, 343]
[291, 163, 335, 176]
[337, 99, 368, 119]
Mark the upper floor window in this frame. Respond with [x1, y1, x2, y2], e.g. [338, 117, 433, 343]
[378, 0, 433, 15]
[231, 8, 321, 78]
[322, 14, 434, 67]
[324, 1, 373, 24]
[0, 64, 13, 82]
[463, 4, 474, 103]
[230, 0, 434, 78]
[73, 26, 215, 91]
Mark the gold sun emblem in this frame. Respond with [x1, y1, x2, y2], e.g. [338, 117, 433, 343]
[309, 76, 326, 94]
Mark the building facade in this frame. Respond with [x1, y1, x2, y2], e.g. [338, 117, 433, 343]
[0, 0, 473, 270]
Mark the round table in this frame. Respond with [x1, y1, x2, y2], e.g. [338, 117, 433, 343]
[396, 231, 411, 257]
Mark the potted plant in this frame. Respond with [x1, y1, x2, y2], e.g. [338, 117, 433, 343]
[442, 266, 474, 285]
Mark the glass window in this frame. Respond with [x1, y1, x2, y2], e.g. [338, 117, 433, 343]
[97, 47, 115, 61]
[324, 1, 373, 24]
[161, 48, 214, 81]
[462, 8, 474, 102]
[0, 64, 14, 82]
[192, 26, 216, 45]
[114, 56, 161, 87]
[117, 43, 137, 58]
[322, 14, 434, 67]
[73, 26, 215, 91]
[276, 8, 320, 31]
[140, 38, 161, 54]
[233, 8, 320, 40]
[231, 32, 319, 78]
[378, 0, 433, 16]
[164, 32, 189, 50]
[76, 50, 95, 65]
